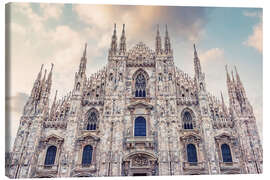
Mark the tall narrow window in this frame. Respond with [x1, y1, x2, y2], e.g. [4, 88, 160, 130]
[134, 116, 146, 136]
[183, 111, 193, 129]
[86, 111, 98, 130]
[82, 145, 93, 166]
[44, 145, 57, 166]
[187, 144, 198, 163]
[135, 73, 146, 97]
[221, 143, 233, 162]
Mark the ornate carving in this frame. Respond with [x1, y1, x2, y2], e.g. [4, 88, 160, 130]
[132, 154, 148, 167]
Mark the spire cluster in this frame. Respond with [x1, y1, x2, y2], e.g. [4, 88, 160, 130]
[25, 63, 54, 115]
[225, 65, 248, 113]
[155, 24, 172, 55]
[109, 24, 126, 55]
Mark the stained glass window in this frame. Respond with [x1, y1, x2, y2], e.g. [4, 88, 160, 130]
[187, 144, 197, 163]
[134, 116, 146, 136]
[82, 145, 93, 166]
[221, 144, 233, 162]
[44, 145, 57, 166]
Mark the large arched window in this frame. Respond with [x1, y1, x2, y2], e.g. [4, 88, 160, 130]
[135, 73, 146, 97]
[183, 111, 193, 129]
[44, 145, 57, 166]
[187, 144, 198, 163]
[86, 110, 98, 130]
[82, 145, 93, 166]
[134, 116, 146, 136]
[221, 143, 233, 162]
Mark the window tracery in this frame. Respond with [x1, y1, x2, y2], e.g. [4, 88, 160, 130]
[85, 109, 98, 130]
[135, 73, 146, 97]
[183, 111, 193, 129]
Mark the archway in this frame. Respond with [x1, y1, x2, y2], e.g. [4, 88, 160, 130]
[122, 152, 158, 176]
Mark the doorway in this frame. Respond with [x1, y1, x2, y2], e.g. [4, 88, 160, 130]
[133, 173, 147, 176]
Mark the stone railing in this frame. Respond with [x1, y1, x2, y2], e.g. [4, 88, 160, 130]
[177, 97, 198, 105]
[43, 121, 67, 129]
[82, 98, 104, 106]
[125, 136, 155, 149]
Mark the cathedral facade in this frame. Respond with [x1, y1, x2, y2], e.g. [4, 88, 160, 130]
[7, 24, 263, 178]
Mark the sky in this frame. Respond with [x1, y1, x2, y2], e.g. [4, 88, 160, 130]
[6, 3, 262, 152]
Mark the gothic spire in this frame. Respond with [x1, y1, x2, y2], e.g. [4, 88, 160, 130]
[234, 66, 242, 86]
[220, 91, 228, 115]
[231, 70, 235, 83]
[37, 64, 43, 82]
[225, 65, 231, 83]
[164, 24, 171, 54]
[42, 69, 47, 87]
[83, 42, 87, 58]
[31, 64, 43, 98]
[44, 63, 54, 96]
[156, 24, 162, 54]
[110, 23, 118, 55]
[79, 43, 87, 76]
[119, 24, 126, 54]
[193, 44, 202, 79]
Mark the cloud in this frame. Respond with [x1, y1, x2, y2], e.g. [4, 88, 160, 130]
[7, 92, 29, 114]
[243, 10, 262, 18]
[40, 3, 64, 20]
[243, 22, 262, 53]
[243, 10, 262, 53]
[73, 5, 208, 44]
[200, 48, 224, 62]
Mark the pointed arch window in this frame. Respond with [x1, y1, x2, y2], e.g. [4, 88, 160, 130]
[44, 145, 57, 166]
[134, 116, 146, 136]
[86, 110, 98, 130]
[82, 145, 93, 166]
[183, 111, 193, 129]
[187, 144, 198, 163]
[135, 73, 146, 97]
[221, 143, 233, 162]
